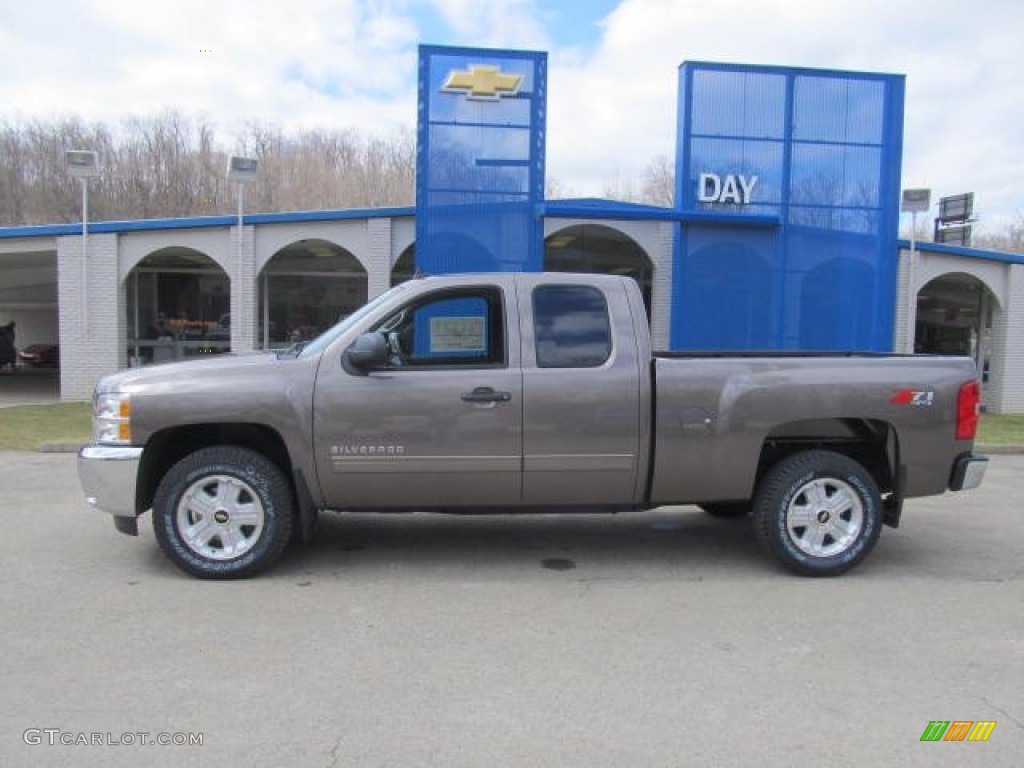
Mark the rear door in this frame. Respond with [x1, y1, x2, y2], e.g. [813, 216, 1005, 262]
[517, 275, 644, 505]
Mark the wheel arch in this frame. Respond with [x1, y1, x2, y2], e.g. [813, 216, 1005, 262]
[137, 423, 294, 515]
[754, 418, 903, 527]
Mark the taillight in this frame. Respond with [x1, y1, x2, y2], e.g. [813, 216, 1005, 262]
[956, 380, 981, 441]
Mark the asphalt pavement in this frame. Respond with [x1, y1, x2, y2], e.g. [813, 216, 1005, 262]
[0, 451, 1021, 768]
[0, 369, 60, 408]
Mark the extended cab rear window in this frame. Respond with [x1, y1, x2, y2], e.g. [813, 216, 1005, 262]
[532, 285, 612, 368]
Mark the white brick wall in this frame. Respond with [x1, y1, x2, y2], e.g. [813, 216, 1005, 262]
[57, 233, 121, 400]
[893, 248, 912, 352]
[988, 292, 1009, 413]
[649, 222, 673, 350]
[990, 264, 1024, 413]
[229, 225, 257, 352]
[366, 219, 392, 298]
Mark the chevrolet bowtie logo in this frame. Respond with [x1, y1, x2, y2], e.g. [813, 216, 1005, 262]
[442, 65, 522, 100]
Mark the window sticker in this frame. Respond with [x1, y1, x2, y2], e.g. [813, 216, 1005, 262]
[429, 316, 486, 353]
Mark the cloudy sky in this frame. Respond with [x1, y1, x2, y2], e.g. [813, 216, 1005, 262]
[2, 0, 1021, 232]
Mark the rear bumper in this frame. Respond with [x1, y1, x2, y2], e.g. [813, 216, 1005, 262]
[950, 453, 988, 491]
[78, 445, 143, 533]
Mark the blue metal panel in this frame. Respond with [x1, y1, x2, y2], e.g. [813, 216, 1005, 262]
[672, 224, 780, 349]
[690, 69, 786, 140]
[674, 62, 905, 352]
[416, 45, 547, 275]
[793, 76, 885, 144]
[411, 296, 489, 359]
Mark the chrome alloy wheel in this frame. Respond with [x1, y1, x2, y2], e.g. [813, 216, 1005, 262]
[175, 474, 266, 561]
[784, 477, 864, 558]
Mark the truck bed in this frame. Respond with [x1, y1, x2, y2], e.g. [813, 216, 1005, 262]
[649, 353, 979, 504]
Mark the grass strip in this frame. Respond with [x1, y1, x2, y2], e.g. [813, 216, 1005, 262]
[0, 402, 91, 451]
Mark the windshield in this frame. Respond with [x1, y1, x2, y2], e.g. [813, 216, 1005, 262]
[295, 282, 413, 359]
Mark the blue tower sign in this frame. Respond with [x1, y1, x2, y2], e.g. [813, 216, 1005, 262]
[416, 45, 547, 275]
[673, 62, 906, 352]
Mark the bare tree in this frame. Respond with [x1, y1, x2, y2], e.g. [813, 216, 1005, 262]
[0, 114, 418, 226]
[898, 217, 932, 243]
[544, 176, 573, 200]
[973, 212, 1024, 254]
[640, 155, 674, 207]
[601, 171, 638, 203]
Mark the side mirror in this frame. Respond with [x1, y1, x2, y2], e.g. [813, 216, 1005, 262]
[342, 332, 388, 375]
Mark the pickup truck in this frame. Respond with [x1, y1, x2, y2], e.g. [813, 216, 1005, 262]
[78, 272, 988, 579]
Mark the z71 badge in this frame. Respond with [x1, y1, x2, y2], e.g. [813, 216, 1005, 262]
[890, 389, 935, 406]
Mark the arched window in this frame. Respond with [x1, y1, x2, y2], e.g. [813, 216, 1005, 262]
[258, 239, 368, 349]
[391, 245, 416, 286]
[917, 273, 999, 383]
[544, 225, 653, 316]
[125, 247, 229, 365]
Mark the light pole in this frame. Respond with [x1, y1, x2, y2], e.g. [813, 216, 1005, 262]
[65, 150, 101, 324]
[226, 156, 258, 349]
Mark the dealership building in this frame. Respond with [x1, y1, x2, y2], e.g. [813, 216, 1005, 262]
[1, 50, 1022, 411]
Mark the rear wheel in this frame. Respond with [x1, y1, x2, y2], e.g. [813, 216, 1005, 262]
[152, 446, 294, 579]
[752, 450, 882, 577]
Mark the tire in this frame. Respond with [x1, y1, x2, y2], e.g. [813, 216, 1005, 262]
[152, 446, 294, 579]
[752, 450, 882, 577]
[699, 503, 749, 519]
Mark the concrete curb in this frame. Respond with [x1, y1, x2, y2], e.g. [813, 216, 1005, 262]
[37, 442, 88, 454]
[976, 444, 1024, 455]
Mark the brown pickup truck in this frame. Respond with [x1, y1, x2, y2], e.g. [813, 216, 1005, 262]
[78, 273, 987, 578]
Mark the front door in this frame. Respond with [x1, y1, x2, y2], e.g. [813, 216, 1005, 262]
[313, 283, 523, 508]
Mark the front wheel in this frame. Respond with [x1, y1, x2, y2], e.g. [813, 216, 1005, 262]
[152, 446, 294, 579]
[752, 450, 882, 577]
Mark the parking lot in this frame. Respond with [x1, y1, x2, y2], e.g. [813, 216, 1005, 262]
[0, 367, 60, 407]
[0, 450, 1021, 767]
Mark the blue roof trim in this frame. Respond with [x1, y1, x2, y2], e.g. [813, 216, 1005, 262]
[679, 211, 779, 227]
[898, 239, 1024, 266]
[546, 197, 672, 214]
[1, 199, 775, 239]
[246, 206, 414, 224]
[0, 222, 85, 239]
[542, 199, 778, 227]
[0, 206, 416, 240]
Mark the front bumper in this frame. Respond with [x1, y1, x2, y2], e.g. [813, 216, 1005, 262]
[950, 453, 988, 491]
[78, 445, 143, 533]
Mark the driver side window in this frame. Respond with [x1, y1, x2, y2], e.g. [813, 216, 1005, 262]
[372, 287, 505, 368]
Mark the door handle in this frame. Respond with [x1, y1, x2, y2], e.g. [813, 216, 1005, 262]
[461, 386, 512, 403]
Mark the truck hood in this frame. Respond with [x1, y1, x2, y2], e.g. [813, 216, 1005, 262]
[95, 352, 289, 397]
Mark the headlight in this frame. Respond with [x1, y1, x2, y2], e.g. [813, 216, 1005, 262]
[93, 393, 132, 445]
